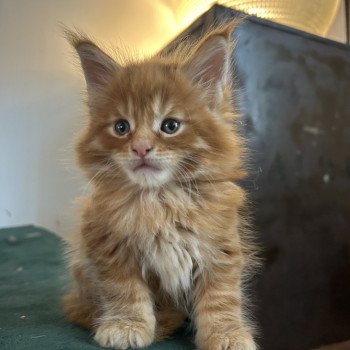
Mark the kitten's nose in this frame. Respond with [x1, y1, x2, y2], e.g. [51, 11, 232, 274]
[132, 141, 153, 158]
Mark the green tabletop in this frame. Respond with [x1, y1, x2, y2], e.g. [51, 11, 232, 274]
[0, 225, 194, 350]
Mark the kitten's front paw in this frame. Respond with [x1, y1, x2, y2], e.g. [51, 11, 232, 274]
[94, 320, 155, 349]
[197, 329, 256, 350]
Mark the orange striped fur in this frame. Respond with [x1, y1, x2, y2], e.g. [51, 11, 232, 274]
[63, 22, 258, 350]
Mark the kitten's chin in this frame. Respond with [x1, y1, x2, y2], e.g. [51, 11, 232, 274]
[126, 167, 172, 188]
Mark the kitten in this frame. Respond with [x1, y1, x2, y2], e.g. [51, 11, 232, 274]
[63, 22, 258, 350]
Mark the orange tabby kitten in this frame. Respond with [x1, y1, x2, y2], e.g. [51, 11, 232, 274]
[63, 22, 257, 350]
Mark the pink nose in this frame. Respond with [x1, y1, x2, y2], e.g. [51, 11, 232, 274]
[132, 141, 153, 158]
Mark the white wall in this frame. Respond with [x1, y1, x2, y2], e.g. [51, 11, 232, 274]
[0, 0, 177, 235]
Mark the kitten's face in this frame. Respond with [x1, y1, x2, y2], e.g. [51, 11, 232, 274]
[79, 65, 230, 188]
[102, 74, 197, 188]
[72, 27, 244, 189]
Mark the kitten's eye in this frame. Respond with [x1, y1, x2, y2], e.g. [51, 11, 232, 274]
[161, 118, 181, 135]
[114, 119, 130, 136]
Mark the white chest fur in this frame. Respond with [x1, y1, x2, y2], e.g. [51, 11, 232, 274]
[106, 186, 204, 297]
[137, 228, 202, 297]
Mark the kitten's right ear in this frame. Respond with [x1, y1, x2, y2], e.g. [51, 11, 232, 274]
[183, 22, 236, 105]
[65, 30, 118, 97]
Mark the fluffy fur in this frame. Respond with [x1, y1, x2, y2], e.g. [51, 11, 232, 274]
[63, 22, 258, 350]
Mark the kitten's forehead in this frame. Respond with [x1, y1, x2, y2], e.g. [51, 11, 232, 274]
[151, 93, 173, 117]
[116, 91, 176, 126]
[106, 62, 193, 125]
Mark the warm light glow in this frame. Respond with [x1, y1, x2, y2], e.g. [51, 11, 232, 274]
[175, 0, 341, 37]
[220, 0, 341, 36]
[87, 0, 341, 58]
[176, 0, 215, 31]
[245, 7, 268, 17]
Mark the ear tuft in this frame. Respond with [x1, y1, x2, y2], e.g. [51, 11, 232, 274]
[186, 35, 229, 87]
[184, 21, 237, 100]
[64, 29, 118, 97]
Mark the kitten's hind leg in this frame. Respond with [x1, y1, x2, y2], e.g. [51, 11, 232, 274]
[63, 263, 100, 330]
[63, 288, 97, 330]
[155, 306, 187, 340]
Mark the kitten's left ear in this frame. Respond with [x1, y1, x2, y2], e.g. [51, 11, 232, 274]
[184, 23, 235, 100]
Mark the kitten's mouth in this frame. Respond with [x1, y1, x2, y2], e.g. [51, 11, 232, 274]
[133, 160, 160, 173]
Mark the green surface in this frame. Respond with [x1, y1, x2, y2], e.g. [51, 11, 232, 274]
[0, 225, 194, 350]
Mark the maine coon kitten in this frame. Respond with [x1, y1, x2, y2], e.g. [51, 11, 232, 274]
[63, 22, 257, 350]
